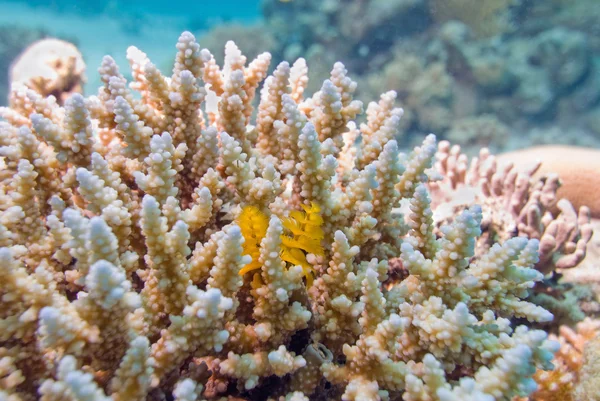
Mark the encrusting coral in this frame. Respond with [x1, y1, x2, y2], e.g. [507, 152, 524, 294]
[0, 31, 593, 401]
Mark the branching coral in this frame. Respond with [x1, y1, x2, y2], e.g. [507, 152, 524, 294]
[430, 140, 593, 274]
[521, 318, 600, 401]
[0, 32, 583, 401]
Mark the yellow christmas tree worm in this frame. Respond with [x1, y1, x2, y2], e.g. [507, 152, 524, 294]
[237, 203, 324, 286]
[281, 202, 324, 287]
[238, 205, 269, 276]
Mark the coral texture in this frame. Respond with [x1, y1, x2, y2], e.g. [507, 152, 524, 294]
[262, 0, 600, 153]
[430, 141, 593, 275]
[9, 38, 86, 106]
[528, 318, 600, 401]
[0, 32, 586, 401]
[498, 145, 600, 218]
[429, 0, 515, 38]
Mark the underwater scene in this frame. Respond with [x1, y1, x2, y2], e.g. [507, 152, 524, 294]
[0, 0, 599, 400]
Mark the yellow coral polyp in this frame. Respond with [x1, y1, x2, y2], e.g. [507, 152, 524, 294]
[237, 203, 324, 287]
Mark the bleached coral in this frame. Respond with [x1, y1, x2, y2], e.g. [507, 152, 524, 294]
[0, 32, 579, 400]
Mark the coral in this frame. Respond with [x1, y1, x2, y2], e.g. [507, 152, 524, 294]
[429, 0, 516, 38]
[197, 23, 276, 66]
[0, 31, 581, 401]
[431, 141, 593, 274]
[446, 114, 509, 150]
[561, 219, 600, 307]
[9, 38, 86, 106]
[360, 52, 454, 137]
[497, 145, 600, 218]
[575, 330, 600, 401]
[525, 318, 600, 401]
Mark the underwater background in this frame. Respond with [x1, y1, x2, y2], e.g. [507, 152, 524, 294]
[1, 0, 600, 155]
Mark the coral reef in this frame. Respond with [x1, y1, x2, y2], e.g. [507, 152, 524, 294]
[0, 31, 596, 401]
[261, 0, 600, 153]
[446, 114, 509, 151]
[359, 53, 454, 139]
[262, 0, 430, 74]
[429, 0, 515, 38]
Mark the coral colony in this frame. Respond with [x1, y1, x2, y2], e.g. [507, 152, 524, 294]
[0, 32, 595, 400]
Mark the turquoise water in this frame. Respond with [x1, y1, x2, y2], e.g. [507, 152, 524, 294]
[0, 0, 262, 20]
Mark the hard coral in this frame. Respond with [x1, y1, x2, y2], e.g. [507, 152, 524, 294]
[0, 31, 578, 401]
[526, 318, 600, 401]
[9, 38, 86, 106]
[431, 141, 593, 274]
[498, 145, 600, 218]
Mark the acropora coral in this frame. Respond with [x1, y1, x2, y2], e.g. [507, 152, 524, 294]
[0, 31, 595, 401]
